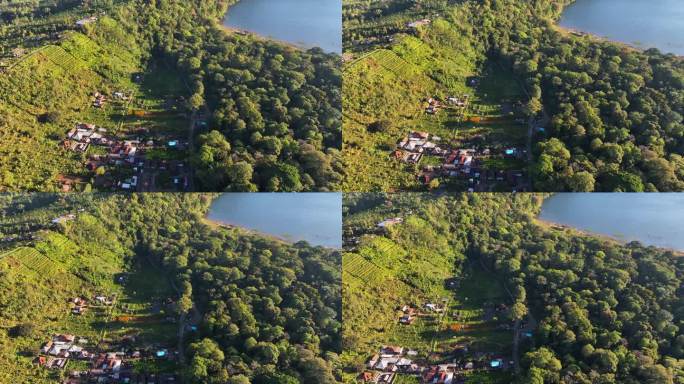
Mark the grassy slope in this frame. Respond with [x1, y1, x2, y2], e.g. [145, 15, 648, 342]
[342, 199, 462, 373]
[342, 196, 515, 383]
[0, 213, 176, 382]
[0, 17, 143, 191]
[342, 7, 527, 191]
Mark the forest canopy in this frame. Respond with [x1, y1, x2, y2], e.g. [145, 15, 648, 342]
[342, 0, 684, 192]
[0, 193, 341, 383]
[0, 0, 341, 192]
[342, 193, 684, 383]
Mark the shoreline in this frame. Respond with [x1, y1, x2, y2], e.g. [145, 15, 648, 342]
[202, 214, 339, 250]
[203, 215, 294, 244]
[219, 1, 341, 55]
[554, 16, 683, 59]
[534, 216, 684, 257]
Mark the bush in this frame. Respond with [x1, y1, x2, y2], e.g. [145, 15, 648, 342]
[9, 322, 35, 338]
[37, 111, 60, 124]
[368, 120, 391, 133]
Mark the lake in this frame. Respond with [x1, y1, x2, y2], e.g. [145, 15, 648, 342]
[559, 0, 684, 56]
[207, 193, 342, 248]
[222, 0, 342, 54]
[539, 193, 684, 251]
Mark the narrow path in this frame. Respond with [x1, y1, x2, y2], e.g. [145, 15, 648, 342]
[479, 256, 524, 374]
[512, 318, 521, 374]
[177, 310, 187, 364]
[430, 297, 452, 353]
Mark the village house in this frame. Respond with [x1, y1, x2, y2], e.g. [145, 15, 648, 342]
[93, 352, 123, 374]
[357, 371, 378, 383]
[447, 94, 469, 107]
[70, 296, 88, 315]
[377, 217, 403, 228]
[423, 365, 456, 384]
[425, 98, 442, 114]
[380, 346, 404, 357]
[93, 92, 106, 108]
[424, 303, 444, 313]
[37, 356, 68, 370]
[51, 213, 76, 224]
[113, 91, 129, 101]
[399, 304, 417, 324]
[76, 16, 98, 26]
[407, 19, 431, 28]
[376, 372, 396, 383]
[94, 295, 114, 305]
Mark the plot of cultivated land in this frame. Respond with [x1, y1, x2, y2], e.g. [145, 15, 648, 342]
[0, 17, 191, 192]
[343, 30, 529, 191]
[0, 227, 179, 382]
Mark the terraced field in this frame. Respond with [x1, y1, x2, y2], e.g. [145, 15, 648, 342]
[41, 44, 85, 71]
[343, 252, 387, 281]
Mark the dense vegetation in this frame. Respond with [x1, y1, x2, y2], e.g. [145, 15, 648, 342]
[342, 193, 684, 383]
[0, 0, 341, 192]
[343, 0, 684, 191]
[0, 194, 341, 383]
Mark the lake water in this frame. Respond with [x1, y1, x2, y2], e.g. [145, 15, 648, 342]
[559, 0, 684, 56]
[207, 193, 342, 248]
[539, 194, 684, 251]
[222, 0, 342, 54]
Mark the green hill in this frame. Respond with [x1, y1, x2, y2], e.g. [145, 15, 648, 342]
[0, 18, 144, 191]
[342, 14, 528, 192]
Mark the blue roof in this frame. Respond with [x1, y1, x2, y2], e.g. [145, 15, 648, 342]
[505, 149, 516, 155]
[490, 360, 502, 368]
[156, 350, 167, 357]
[168, 140, 178, 146]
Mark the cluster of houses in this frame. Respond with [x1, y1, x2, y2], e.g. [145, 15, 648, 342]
[358, 344, 510, 384]
[70, 294, 114, 315]
[361, 346, 421, 383]
[37, 333, 178, 383]
[424, 95, 469, 115]
[63, 120, 190, 191]
[393, 131, 447, 164]
[390, 130, 528, 190]
[37, 334, 91, 370]
[65, 123, 109, 152]
[398, 302, 445, 325]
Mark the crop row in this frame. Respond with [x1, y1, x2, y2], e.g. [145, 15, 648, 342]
[12, 247, 61, 276]
[344, 253, 385, 281]
[42, 45, 83, 72]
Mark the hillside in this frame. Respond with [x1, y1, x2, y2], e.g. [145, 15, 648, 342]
[343, 0, 684, 192]
[342, 193, 684, 383]
[342, 6, 531, 192]
[0, 194, 342, 383]
[0, 0, 343, 192]
[0, 15, 192, 192]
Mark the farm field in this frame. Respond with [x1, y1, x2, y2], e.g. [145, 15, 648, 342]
[343, 25, 531, 192]
[0, 223, 180, 383]
[0, 16, 191, 192]
[341, 194, 531, 383]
